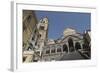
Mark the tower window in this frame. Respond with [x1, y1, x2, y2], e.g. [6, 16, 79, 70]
[40, 26, 44, 30]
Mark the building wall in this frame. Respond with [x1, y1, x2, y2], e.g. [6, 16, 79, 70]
[23, 10, 37, 51]
[36, 17, 49, 54]
[42, 29, 84, 61]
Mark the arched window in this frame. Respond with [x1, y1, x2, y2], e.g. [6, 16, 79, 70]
[63, 44, 68, 53]
[51, 49, 56, 53]
[46, 50, 50, 54]
[57, 48, 61, 52]
[75, 42, 81, 50]
[68, 38, 74, 52]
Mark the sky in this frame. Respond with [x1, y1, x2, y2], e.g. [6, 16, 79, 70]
[35, 10, 91, 40]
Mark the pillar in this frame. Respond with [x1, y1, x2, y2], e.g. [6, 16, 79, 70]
[73, 41, 76, 52]
[66, 42, 70, 54]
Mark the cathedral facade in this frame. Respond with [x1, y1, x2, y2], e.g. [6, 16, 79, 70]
[42, 28, 86, 61]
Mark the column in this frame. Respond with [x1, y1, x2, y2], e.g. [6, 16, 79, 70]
[81, 43, 83, 50]
[73, 41, 76, 52]
[61, 45, 63, 53]
[66, 42, 70, 54]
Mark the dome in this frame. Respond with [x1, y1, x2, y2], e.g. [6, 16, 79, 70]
[47, 39, 55, 45]
[63, 28, 76, 37]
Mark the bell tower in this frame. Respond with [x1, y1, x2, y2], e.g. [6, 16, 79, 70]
[37, 17, 49, 55]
